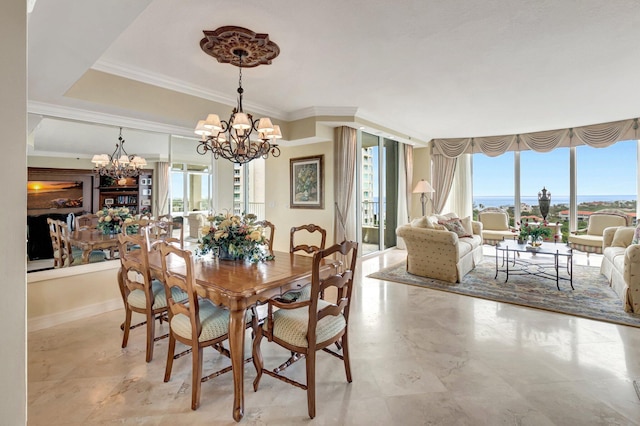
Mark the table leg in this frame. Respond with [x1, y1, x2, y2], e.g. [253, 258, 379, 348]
[229, 307, 246, 422]
[81, 249, 90, 264]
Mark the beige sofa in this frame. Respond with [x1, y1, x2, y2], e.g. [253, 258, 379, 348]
[600, 226, 640, 313]
[396, 213, 484, 283]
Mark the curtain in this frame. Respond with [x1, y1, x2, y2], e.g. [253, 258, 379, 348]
[444, 153, 472, 218]
[431, 117, 639, 157]
[396, 145, 412, 249]
[155, 161, 170, 217]
[404, 144, 414, 219]
[334, 126, 357, 244]
[431, 154, 457, 214]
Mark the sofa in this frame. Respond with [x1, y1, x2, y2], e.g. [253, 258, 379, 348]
[396, 213, 484, 283]
[600, 225, 640, 313]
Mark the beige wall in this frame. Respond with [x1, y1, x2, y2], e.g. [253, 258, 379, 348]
[27, 263, 122, 328]
[265, 141, 335, 253]
[1, 0, 27, 423]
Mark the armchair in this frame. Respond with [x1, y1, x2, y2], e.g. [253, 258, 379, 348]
[600, 226, 640, 313]
[478, 207, 515, 245]
[568, 209, 631, 255]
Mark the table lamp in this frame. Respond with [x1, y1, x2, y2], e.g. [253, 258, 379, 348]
[413, 179, 435, 216]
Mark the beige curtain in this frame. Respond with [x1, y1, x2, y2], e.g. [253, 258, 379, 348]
[404, 144, 414, 220]
[431, 154, 457, 214]
[155, 161, 170, 216]
[443, 153, 472, 218]
[396, 145, 412, 250]
[334, 126, 357, 244]
[431, 117, 639, 157]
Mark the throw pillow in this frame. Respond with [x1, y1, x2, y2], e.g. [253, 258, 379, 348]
[612, 227, 635, 248]
[461, 216, 473, 236]
[632, 224, 640, 245]
[411, 216, 428, 228]
[439, 218, 472, 238]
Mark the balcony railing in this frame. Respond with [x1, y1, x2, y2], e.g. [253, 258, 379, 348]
[234, 202, 265, 219]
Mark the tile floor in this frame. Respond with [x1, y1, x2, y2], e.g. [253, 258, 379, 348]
[28, 248, 640, 425]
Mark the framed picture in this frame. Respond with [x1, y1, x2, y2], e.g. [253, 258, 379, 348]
[147, 178, 152, 186]
[141, 199, 151, 206]
[290, 155, 324, 209]
[142, 189, 151, 196]
[140, 178, 148, 185]
[104, 198, 114, 205]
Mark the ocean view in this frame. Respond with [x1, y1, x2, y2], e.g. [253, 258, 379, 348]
[474, 195, 636, 208]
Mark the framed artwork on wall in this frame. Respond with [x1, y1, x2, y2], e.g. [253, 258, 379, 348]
[142, 189, 151, 196]
[104, 198, 114, 205]
[290, 155, 324, 209]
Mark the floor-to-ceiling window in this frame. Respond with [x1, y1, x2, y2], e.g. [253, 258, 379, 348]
[472, 152, 515, 221]
[170, 163, 212, 217]
[233, 159, 266, 219]
[360, 132, 398, 256]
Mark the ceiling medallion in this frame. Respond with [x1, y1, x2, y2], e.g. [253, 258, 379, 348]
[200, 26, 280, 68]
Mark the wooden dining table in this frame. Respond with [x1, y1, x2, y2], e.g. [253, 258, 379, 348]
[146, 250, 324, 422]
[69, 228, 120, 263]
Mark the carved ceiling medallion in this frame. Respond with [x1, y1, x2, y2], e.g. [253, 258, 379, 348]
[200, 26, 280, 68]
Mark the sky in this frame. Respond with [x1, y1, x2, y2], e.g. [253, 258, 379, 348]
[473, 140, 637, 196]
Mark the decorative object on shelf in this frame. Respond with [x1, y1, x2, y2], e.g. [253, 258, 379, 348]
[194, 26, 282, 165]
[91, 127, 147, 178]
[538, 186, 551, 220]
[96, 207, 135, 235]
[516, 218, 552, 246]
[198, 211, 273, 263]
[290, 155, 324, 209]
[413, 179, 435, 216]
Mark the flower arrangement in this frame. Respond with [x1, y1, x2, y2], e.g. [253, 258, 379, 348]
[516, 218, 556, 245]
[96, 206, 135, 235]
[198, 211, 273, 263]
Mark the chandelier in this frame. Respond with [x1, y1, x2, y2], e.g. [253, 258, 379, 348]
[91, 127, 147, 178]
[194, 26, 282, 165]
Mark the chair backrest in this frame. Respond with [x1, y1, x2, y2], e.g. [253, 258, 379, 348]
[290, 224, 327, 254]
[75, 213, 99, 230]
[122, 218, 150, 235]
[587, 209, 631, 236]
[307, 240, 359, 344]
[478, 207, 509, 231]
[47, 218, 64, 268]
[159, 243, 201, 341]
[144, 219, 184, 250]
[256, 220, 275, 254]
[118, 232, 153, 307]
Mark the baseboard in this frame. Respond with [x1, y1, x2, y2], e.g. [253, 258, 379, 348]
[28, 298, 122, 331]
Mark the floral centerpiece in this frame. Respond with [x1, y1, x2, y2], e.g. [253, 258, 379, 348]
[516, 218, 554, 246]
[198, 212, 273, 263]
[96, 206, 135, 235]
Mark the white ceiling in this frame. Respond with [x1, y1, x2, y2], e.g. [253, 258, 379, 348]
[27, 0, 640, 152]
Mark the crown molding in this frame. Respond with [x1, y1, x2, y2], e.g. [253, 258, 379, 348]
[27, 101, 195, 137]
[92, 59, 288, 120]
[287, 106, 359, 122]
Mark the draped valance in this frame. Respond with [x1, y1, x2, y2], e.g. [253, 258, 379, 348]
[431, 117, 639, 158]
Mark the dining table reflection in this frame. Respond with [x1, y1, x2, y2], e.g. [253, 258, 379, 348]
[69, 228, 119, 264]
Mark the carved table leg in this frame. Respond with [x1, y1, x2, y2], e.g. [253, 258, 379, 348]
[229, 307, 246, 422]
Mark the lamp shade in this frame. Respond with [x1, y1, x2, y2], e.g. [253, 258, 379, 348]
[413, 179, 434, 194]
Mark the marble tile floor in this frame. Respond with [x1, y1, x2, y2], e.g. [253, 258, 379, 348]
[28, 248, 640, 425]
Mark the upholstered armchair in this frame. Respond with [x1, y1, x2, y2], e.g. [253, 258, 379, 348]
[568, 209, 631, 255]
[477, 207, 515, 245]
[600, 225, 640, 313]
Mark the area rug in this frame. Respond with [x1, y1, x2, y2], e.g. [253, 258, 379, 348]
[368, 261, 640, 328]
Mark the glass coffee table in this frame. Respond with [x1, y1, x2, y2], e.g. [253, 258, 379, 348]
[495, 239, 573, 290]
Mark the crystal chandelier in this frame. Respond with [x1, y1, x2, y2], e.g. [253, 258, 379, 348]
[194, 26, 282, 165]
[91, 127, 147, 178]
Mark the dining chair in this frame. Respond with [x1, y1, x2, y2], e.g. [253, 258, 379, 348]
[252, 240, 359, 419]
[47, 218, 65, 268]
[159, 242, 237, 410]
[117, 232, 187, 362]
[290, 224, 327, 255]
[74, 213, 99, 230]
[146, 218, 184, 249]
[256, 220, 275, 255]
[58, 220, 107, 266]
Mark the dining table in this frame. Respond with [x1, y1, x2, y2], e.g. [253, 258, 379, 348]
[146, 249, 327, 422]
[68, 228, 120, 263]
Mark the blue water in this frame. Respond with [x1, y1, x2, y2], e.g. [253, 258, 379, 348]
[474, 195, 636, 208]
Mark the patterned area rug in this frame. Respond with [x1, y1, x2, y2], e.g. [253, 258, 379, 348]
[368, 260, 640, 328]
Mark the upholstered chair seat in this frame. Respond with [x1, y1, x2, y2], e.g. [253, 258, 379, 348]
[169, 299, 230, 342]
[478, 207, 514, 245]
[270, 299, 346, 347]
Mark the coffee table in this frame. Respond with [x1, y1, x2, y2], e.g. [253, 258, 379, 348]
[495, 239, 573, 290]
